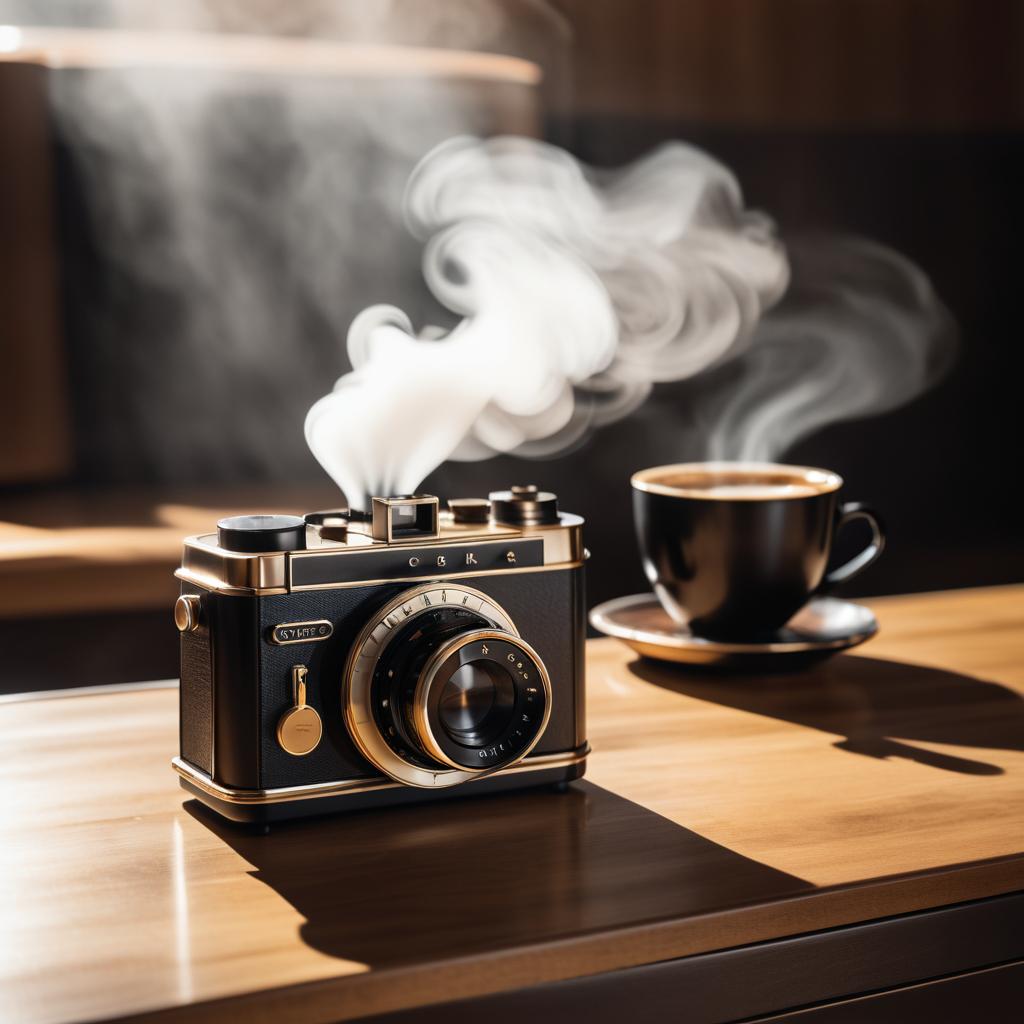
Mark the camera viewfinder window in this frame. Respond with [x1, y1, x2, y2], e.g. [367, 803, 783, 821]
[390, 502, 436, 539]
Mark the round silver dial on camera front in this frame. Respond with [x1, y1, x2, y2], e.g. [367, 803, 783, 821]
[342, 583, 552, 789]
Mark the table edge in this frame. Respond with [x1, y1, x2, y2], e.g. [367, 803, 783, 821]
[106, 853, 1024, 1024]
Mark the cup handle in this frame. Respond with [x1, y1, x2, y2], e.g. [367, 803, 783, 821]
[820, 502, 886, 589]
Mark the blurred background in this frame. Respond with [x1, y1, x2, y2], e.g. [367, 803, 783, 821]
[1, 0, 1021, 691]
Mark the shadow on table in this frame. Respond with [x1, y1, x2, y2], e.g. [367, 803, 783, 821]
[186, 781, 810, 966]
[629, 654, 1024, 776]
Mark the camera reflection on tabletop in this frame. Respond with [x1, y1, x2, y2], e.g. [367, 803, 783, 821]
[184, 781, 809, 967]
[629, 654, 1024, 777]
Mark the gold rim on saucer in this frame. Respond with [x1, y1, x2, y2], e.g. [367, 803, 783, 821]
[589, 593, 878, 667]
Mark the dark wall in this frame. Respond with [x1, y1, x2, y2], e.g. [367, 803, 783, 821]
[25, 0, 1024, 613]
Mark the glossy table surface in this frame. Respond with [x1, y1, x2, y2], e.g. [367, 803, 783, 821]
[2, 585, 1023, 1024]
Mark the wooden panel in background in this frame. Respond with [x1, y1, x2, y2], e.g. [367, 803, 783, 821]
[0, 484, 341, 619]
[551, 0, 1024, 129]
[0, 61, 72, 483]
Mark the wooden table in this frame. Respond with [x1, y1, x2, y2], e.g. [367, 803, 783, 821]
[2, 586, 1023, 1023]
[0, 485, 339, 620]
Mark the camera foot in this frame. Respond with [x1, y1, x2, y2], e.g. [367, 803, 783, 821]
[550, 781, 570, 794]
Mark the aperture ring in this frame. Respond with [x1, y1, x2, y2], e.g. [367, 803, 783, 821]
[413, 630, 553, 772]
[343, 583, 529, 789]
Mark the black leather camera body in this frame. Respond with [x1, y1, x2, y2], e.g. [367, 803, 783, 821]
[173, 487, 587, 825]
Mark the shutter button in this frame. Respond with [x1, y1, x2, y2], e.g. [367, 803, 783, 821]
[448, 498, 491, 524]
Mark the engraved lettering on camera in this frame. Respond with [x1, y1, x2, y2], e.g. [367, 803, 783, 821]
[270, 620, 334, 645]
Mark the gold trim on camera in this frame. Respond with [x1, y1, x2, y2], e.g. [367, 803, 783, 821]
[172, 745, 588, 805]
[174, 512, 585, 597]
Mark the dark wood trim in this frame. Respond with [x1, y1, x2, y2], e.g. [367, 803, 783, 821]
[747, 961, 1024, 1022]
[353, 891, 1024, 1024]
[0, 608, 178, 693]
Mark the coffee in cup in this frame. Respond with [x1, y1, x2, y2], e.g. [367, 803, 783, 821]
[631, 462, 884, 639]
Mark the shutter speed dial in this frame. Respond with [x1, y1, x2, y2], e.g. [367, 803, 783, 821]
[489, 485, 559, 526]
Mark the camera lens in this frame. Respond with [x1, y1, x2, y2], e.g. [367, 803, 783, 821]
[438, 660, 516, 742]
[412, 629, 549, 772]
[343, 584, 552, 788]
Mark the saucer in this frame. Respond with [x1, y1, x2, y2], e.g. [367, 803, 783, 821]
[589, 593, 878, 670]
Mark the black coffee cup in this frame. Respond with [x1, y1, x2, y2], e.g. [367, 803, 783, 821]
[631, 462, 885, 639]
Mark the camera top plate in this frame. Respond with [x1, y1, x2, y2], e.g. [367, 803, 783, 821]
[175, 501, 584, 597]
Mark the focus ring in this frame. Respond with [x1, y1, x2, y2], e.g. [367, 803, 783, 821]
[412, 630, 553, 772]
[343, 583, 533, 789]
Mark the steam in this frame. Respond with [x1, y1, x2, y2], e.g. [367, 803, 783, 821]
[306, 223, 619, 504]
[308, 136, 953, 506]
[307, 136, 791, 504]
[2, 2, 953, 495]
[703, 236, 956, 460]
[1, 1, 550, 483]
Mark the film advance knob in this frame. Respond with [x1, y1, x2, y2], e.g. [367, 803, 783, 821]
[277, 665, 323, 757]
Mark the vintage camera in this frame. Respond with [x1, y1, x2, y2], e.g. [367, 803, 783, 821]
[172, 486, 587, 824]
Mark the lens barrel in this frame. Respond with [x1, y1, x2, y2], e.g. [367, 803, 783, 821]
[439, 661, 514, 739]
[413, 629, 549, 771]
[343, 584, 552, 788]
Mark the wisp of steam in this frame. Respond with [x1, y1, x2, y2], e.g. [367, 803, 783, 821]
[701, 235, 956, 460]
[306, 136, 953, 506]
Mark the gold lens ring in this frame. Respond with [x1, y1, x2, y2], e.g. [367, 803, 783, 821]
[343, 582, 525, 789]
[412, 629, 553, 773]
